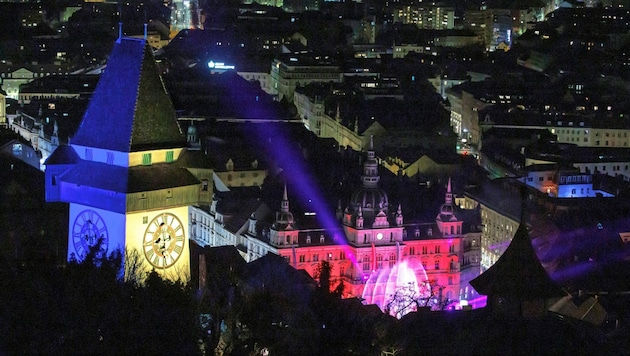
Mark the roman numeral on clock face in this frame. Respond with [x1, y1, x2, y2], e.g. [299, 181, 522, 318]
[143, 212, 185, 269]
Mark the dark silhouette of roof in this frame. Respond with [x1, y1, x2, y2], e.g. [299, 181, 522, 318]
[44, 144, 80, 165]
[471, 222, 565, 299]
[71, 38, 185, 152]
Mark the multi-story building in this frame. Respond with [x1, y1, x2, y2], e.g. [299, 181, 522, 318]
[446, 84, 495, 147]
[293, 84, 369, 151]
[0, 62, 74, 100]
[269, 54, 343, 102]
[393, 5, 455, 30]
[463, 5, 544, 51]
[463, 175, 630, 278]
[479, 108, 630, 181]
[481, 106, 630, 149]
[18, 74, 99, 104]
[519, 164, 614, 198]
[191, 138, 482, 309]
[463, 179, 522, 271]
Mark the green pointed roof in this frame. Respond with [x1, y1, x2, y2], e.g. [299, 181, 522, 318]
[71, 38, 185, 152]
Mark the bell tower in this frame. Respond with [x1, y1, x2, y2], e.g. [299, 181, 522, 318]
[45, 38, 199, 280]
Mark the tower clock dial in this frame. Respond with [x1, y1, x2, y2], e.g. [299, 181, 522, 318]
[72, 209, 109, 258]
[143, 212, 186, 269]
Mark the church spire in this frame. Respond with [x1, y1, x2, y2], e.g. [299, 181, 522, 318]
[281, 183, 290, 213]
[437, 177, 456, 221]
[445, 177, 453, 205]
[361, 135, 380, 189]
[274, 182, 295, 230]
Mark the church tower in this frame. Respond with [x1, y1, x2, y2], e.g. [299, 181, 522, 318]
[269, 184, 297, 247]
[342, 136, 403, 246]
[435, 178, 462, 236]
[45, 38, 199, 280]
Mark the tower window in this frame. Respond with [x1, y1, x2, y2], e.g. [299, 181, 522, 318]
[166, 150, 174, 163]
[142, 153, 152, 165]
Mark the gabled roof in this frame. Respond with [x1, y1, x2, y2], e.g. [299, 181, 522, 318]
[71, 38, 185, 152]
[44, 144, 80, 165]
[470, 222, 565, 300]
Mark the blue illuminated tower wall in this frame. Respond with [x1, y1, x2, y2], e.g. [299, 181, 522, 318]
[45, 38, 202, 280]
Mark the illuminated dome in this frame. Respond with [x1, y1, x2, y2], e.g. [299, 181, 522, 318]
[361, 259, 430, 318]
[350, 187, 389, 216]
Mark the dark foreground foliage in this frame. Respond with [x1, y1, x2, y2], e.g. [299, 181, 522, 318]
[0, 250, 200, 355]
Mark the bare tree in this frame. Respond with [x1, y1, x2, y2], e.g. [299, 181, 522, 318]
[385, 280, 457, 319]
[123, 248, 145, 285]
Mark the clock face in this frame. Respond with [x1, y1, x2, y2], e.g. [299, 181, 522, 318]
[72, 209, 109, 258]
[377, 232, 383, 240]
[143, 212, 186, 269]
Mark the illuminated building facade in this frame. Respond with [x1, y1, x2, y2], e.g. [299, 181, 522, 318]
[269, 55, 343, 102]
[519, 164, 614, 198]
[192, 139, 482, 307]
[45, 38, 214, 280]
[42, 37, 482, 308]
[393, 5, 455, 30]
[293, 90, 365, 151]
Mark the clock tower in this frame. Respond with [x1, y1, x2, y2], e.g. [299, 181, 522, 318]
[45, 38, 200, 280]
